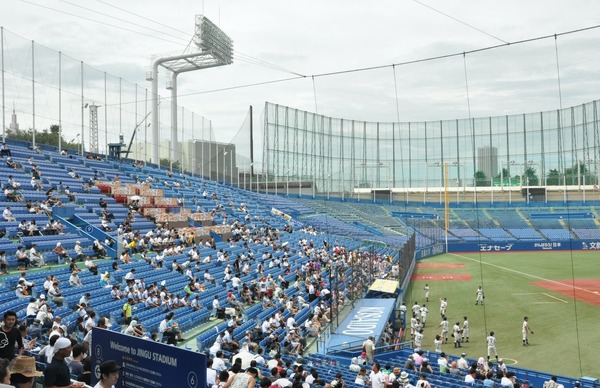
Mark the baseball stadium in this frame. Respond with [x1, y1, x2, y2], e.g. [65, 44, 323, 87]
[0, 2, 599, 388]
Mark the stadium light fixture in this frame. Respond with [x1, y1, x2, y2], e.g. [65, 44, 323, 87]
[150, 15, 233, 167]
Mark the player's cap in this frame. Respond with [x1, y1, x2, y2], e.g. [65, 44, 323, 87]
[461, 352, 467, 357]
[498, 358, 503, 362]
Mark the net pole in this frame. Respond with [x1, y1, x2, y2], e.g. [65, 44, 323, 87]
[444, 162, 449, 252]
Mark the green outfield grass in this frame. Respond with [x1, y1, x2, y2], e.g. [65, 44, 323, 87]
[404, 251, 600, 379]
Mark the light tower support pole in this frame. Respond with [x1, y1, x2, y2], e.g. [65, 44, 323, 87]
[150, 15, 233, 167]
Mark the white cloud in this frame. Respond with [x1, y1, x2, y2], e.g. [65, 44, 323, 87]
[1, 0, 600, 148]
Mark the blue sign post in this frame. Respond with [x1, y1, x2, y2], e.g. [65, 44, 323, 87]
[91, 328, 206, 388]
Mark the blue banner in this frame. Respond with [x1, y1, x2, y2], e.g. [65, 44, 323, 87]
[325, 298, 396, 353]
[91, 328, 206, 388]
[415, 244, 445, 259]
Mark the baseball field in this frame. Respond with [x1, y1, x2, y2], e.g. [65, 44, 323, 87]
[403, 250, 600, 379]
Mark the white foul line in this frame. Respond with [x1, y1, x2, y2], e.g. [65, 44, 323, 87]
[542, 293, 568, 303]
[513, 292, 569, 303]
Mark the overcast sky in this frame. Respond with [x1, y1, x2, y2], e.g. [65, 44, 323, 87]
[2, 0, 600, 146]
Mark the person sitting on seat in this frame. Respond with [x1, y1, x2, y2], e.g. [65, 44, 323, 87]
[92, 240, 107, 258]
[0, 142, 11, 157]
[17, 220, 28, 235]
[0, 251, 8, 274]
[84, 256, 98, 276]
[29, 244, 45, 267]
[47, 281, 65, 306]
[2, 206, 15, 221]
[4, 187, 22, 202]
[15, 246, 30, 268]
[27, 220, 41, 236]
[73, 241, 85, 261]
[52, 242, 70, 264]
[64, 186, 76, 202]
[100, 217, 112, 232]
[6, 157, 17, 169]
[31, 166, 42, 180]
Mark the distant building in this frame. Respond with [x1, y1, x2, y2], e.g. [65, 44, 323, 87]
[477, 146, 498, 179]
[9, 104, 19, 131]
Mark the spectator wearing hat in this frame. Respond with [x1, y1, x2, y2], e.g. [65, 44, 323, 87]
[69, 270, 82, 287]
[95, 360, 121, 388]
[6, 156, 17, 169]
[497, 358, 507, 376]
[457, 352, 469, 369]
[73, 241, 85, 261]
[43, 337, 74, 387]
[52, 242, 70, 264]
[9, 355, 43, 388]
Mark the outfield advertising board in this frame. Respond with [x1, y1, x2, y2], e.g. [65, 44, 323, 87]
[91, 328, 206, 388]
[446, 240, 600, 253]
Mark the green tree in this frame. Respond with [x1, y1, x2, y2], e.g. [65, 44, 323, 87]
[522, 167, 538, 186]
[494, 168, 510, 186]
[160, 158, 180, 171]
[6, 124, 81, 150]
[474, 170, 489, 187]
[546, 168, 560, 186]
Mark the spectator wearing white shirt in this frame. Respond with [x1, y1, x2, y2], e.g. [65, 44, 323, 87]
[84, 311, 97, 332]
[29, 244, 45, 267]
[73, 241, 85, 261]
[212, 351, 226, 372]
[204, 270, 216, 285]
[2, 206, 15, 221]
[69, 271, 83, 287]
[370, 363, 385, 388]
[124, 269, 136, 281]
[211, 295, 220, 318]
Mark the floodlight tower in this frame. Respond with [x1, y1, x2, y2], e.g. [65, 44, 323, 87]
[89, 104, 99, 153]
[148, 15, 233, 167]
